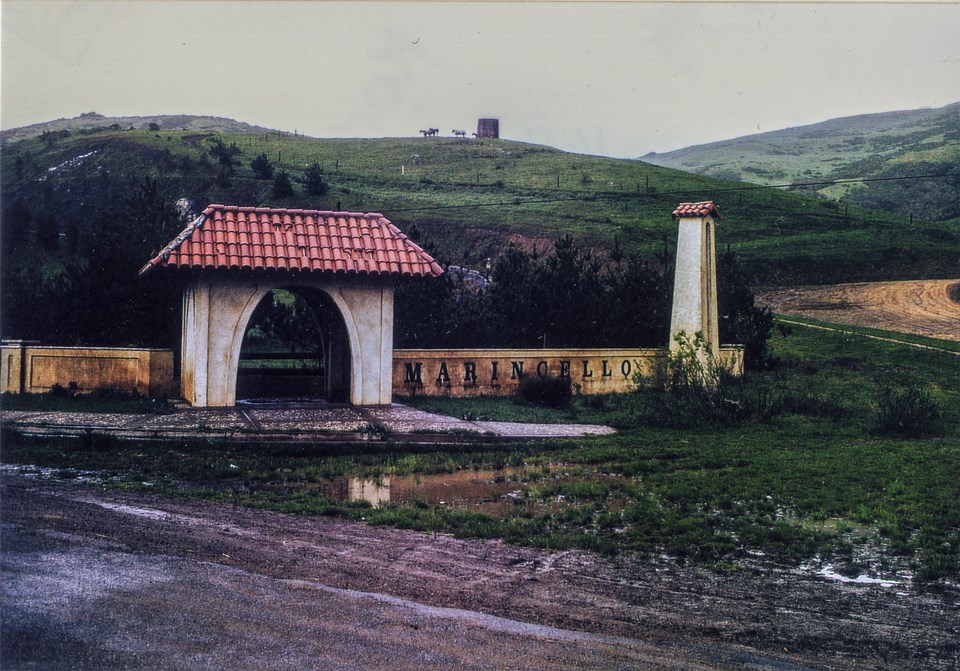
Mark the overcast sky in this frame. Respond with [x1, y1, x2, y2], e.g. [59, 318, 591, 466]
[2, 1, 958, 158]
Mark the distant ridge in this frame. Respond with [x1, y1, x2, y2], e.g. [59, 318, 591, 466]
[0, 113, 279, 146]
[641, 102, 960, 220]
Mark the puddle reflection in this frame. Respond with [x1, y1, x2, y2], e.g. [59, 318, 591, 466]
[321, 470, 524, 515]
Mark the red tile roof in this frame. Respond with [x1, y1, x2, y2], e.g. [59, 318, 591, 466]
[672, 201, 722, 220]
[140, 205, 444, 278]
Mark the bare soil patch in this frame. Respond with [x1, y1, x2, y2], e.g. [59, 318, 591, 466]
[758, 279, 960, 341]
[3, 472, 958, 670]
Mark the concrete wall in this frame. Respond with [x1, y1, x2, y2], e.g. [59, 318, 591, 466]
[0, 341, 175, 397]
[393, 347, 743, 398]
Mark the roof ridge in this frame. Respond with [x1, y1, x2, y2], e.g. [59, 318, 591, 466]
[206, 203, 385, 219]
[140, 204, 442, 278]
[138, 212, 209, 275]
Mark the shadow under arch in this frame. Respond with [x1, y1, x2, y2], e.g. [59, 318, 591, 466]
[235, 286, 352, 403]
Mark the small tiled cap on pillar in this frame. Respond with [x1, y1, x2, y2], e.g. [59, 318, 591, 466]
[672, 201, 722, 220]
[669, 201, 722, 359]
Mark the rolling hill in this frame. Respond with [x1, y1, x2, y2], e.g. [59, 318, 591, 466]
[2, 112, 958, 347]
[0, 112, 275, 147]
[3, 113, 957, 288]
[641, 103, 960, 222]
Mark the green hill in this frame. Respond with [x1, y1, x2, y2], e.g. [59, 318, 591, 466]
[0, 112, 275, 147]
[642, 103, 960, 222]
[3, 112, 958, 347]
[3, 114, 957, 288]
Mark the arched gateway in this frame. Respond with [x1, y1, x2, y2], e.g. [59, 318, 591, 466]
[140, 205, 443, 407]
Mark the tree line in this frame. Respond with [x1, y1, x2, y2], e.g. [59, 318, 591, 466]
[395, 235, 773, 368]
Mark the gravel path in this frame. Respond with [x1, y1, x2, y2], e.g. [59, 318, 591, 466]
[0, 403, 615, 443]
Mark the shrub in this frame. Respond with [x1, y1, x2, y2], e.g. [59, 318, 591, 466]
[272, 170, 295, 198]
[304, 162, 327, 195]
[516, 374, 572, 409]
[873, 384, 943, 436]
[250, 152, 274, 180]
[632, 331, 746, 427]
[50, 382, 78, 398]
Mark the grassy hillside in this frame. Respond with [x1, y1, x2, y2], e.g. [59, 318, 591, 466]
[642, 103, 960, 221]
[2, 115, 958, 295]
[0, 112, 275, 147]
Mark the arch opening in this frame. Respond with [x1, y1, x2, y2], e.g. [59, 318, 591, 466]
[236, 286, 351, 403]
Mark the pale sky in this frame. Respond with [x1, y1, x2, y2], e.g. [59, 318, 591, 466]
[2, 1, 959, 158]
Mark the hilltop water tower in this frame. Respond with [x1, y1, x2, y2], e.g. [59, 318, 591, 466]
[476, 118, 499, 138]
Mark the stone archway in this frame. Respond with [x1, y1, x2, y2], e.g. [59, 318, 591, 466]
[139, 205, 443, 408]
[235, 286, 352, 402]
[179, 276, 394, 407]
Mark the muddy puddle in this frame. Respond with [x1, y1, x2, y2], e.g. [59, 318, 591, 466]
[315, 470, 526, 515]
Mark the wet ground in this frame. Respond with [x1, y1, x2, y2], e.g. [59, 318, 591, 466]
[3, 471, 958, 670]
[0, 402, 615, 443]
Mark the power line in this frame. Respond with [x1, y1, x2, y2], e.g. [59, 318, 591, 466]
[386, 171, 960, 214]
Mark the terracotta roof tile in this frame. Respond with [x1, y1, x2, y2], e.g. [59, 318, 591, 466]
[672, 201, 722, 220]
[141, 204, 444, 278]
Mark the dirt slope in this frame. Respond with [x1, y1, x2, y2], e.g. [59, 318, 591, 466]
[758, 279, 960, 341]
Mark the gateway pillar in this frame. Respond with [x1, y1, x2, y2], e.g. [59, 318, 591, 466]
[669, 201, 721, 357]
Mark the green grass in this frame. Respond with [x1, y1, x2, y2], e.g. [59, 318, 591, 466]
[4, 125, 958, 288]
[3, 326, 958, 580]
[774, 315, 960, 353]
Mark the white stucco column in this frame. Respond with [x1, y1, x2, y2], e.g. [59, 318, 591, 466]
[180, 280, 210, 406]
[669, 202, 720, 356]
[332, 282, 395, 406]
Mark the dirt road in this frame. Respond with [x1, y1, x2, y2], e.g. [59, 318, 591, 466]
[758, 279, 960, 341]
[3, 471, 958, 670]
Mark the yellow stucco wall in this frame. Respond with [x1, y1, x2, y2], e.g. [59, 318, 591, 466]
[393, 347, 743, 398]
[0, 343, 175, 398]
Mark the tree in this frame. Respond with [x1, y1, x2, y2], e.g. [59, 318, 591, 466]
[216, 166, 232, 188]
[35, 214, 60, 250]
[2, 197, 31, 251]
[304, 162, 327, 195]
[717, 250, 774, 369]
[148, 122, 160, 132]
[207, 136, 241, 169]
[272, 170, 295, 199]
[251, 153, 274, 180]
[124, 176, 179, 252]
[64, 221, 81, 252]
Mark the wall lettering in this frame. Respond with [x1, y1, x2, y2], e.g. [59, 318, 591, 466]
[394, 347, 742, 398]
[404, 362, 423, 384]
